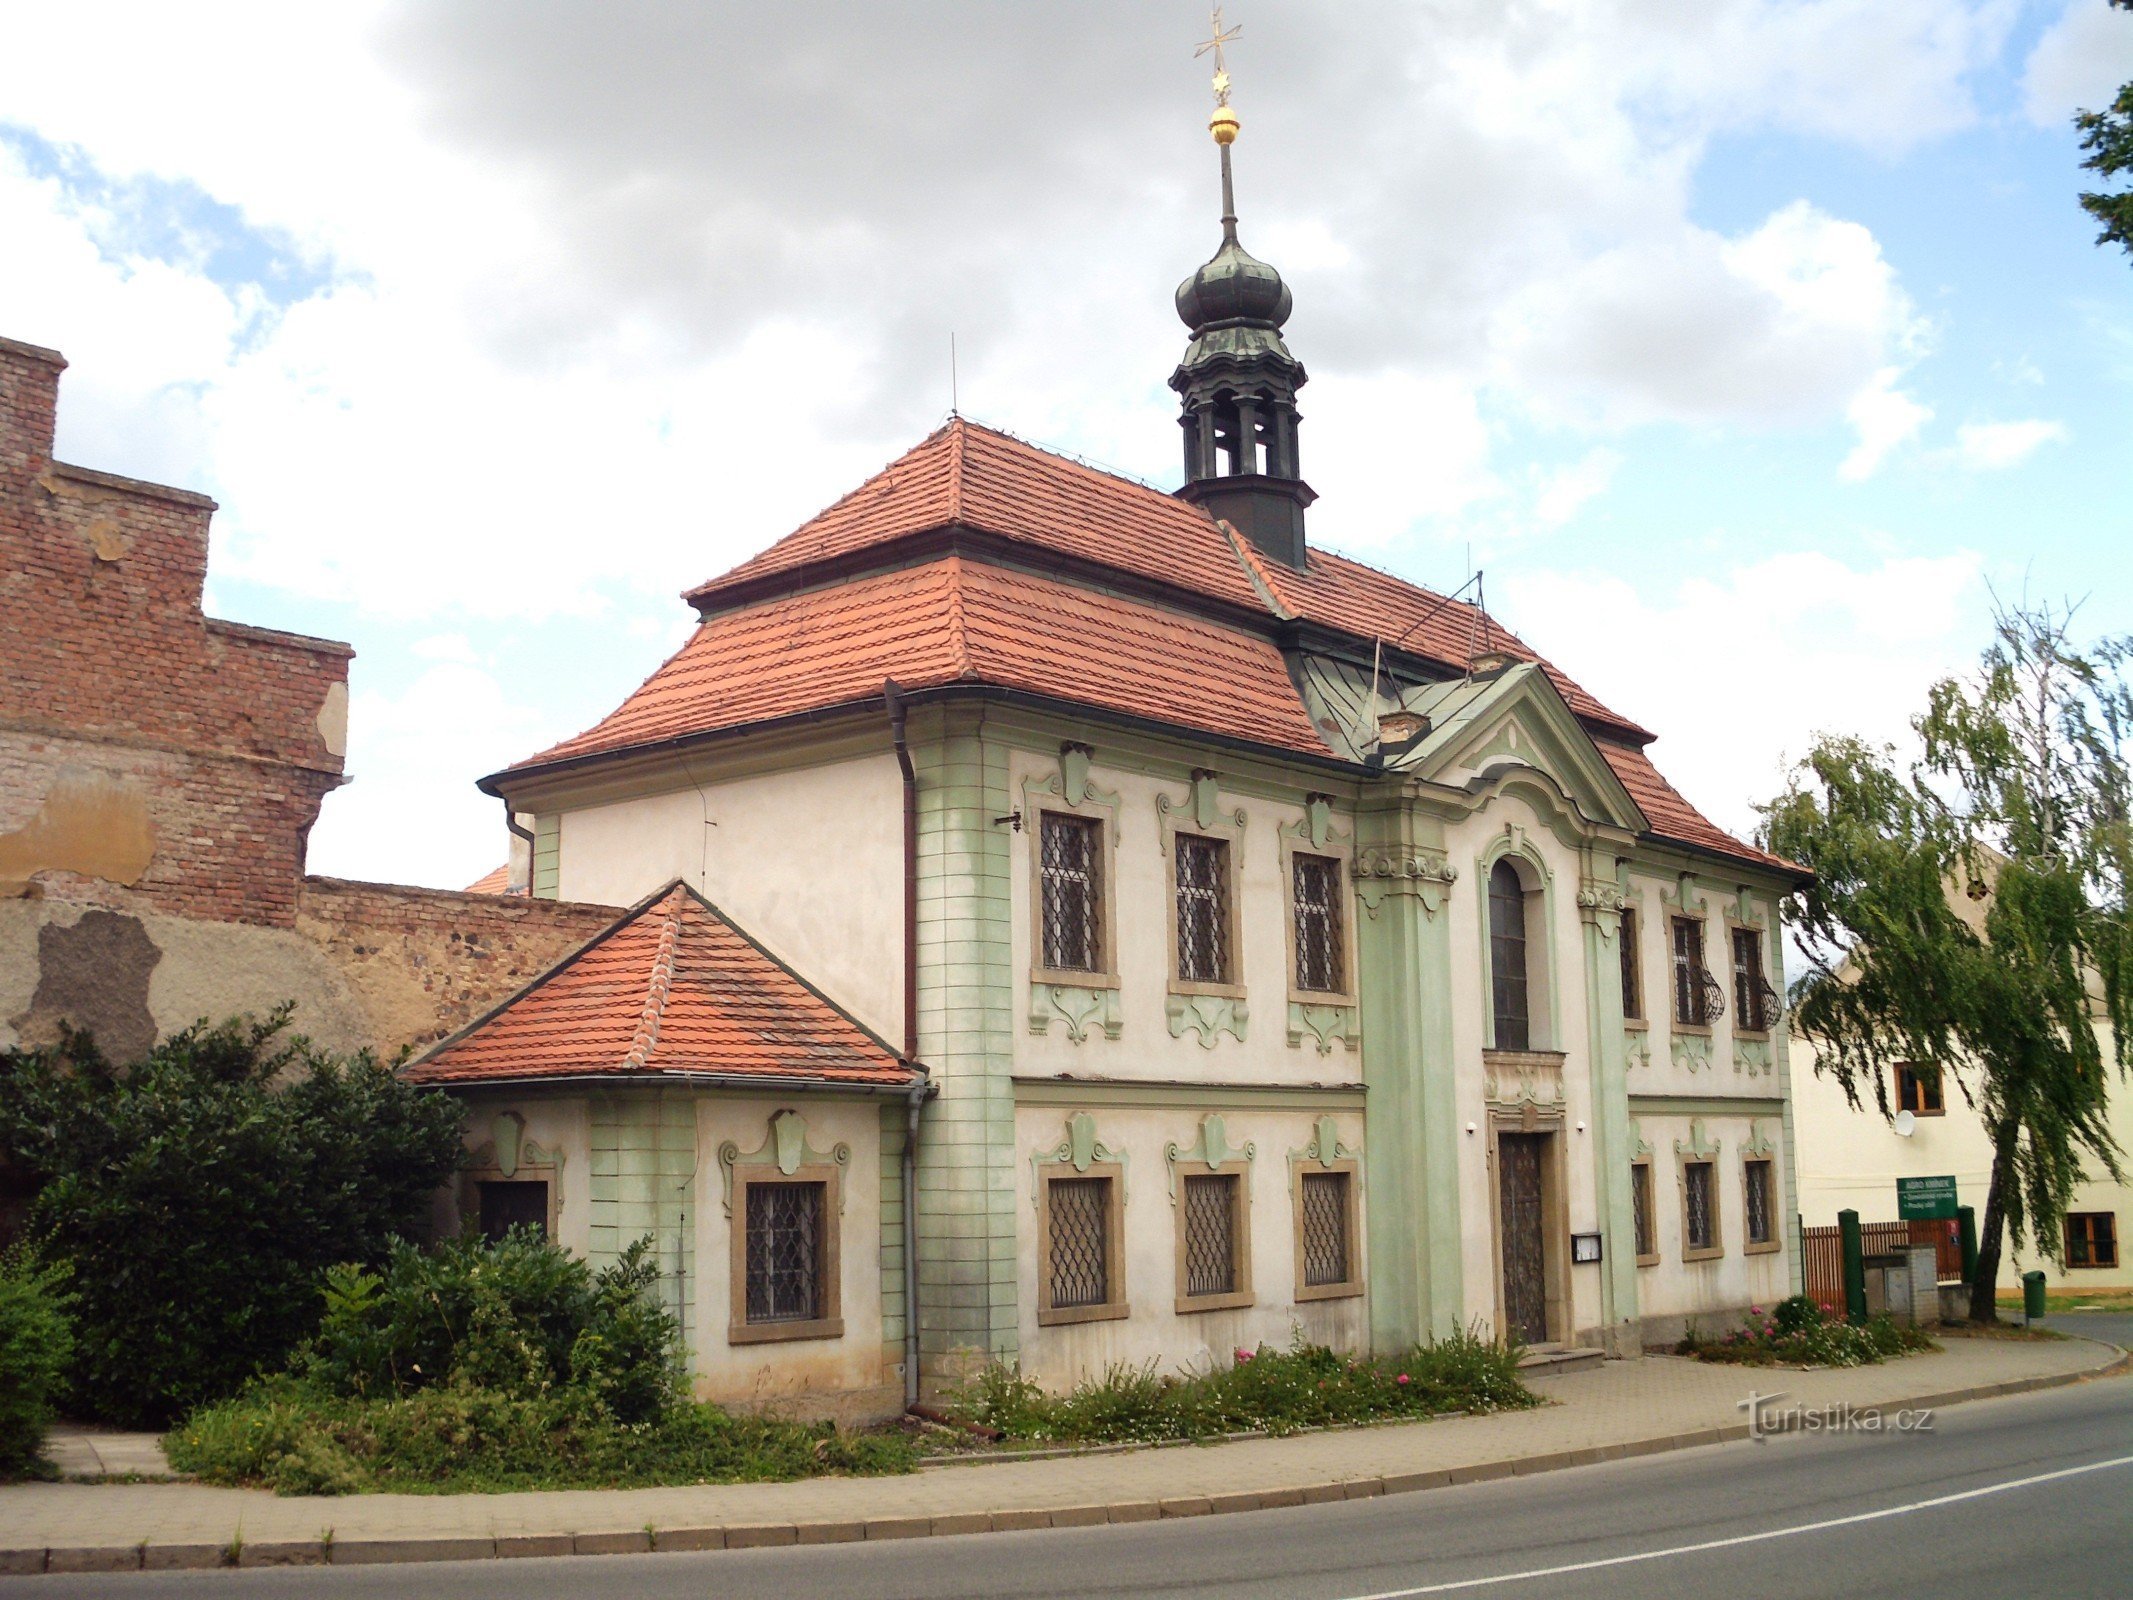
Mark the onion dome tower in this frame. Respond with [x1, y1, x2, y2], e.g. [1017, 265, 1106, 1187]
[1170, 14, 1314, 568]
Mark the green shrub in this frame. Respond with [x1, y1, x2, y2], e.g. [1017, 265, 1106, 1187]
[1677, 1302, 1937, 1368]
[0, 1252, 73, 1478]
[301, 1232, 682, 1423]
[949, 1329, 1533, 1445]
[0, 1013, 464, 1427]
[1771, 1294, 1824, 1335]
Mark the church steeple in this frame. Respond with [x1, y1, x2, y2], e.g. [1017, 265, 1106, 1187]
[1171, 9, 1314, 568]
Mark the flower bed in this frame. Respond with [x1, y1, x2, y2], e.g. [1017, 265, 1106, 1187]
[1676, 1295, 1937, 1368]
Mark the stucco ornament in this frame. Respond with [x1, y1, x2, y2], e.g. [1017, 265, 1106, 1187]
[1624, 1032, 1652, 1071]
[1028, 982, 1122, 1042]
[1482, 1051, 1566, 1111]
[1023, 742, 1122, 838]
[1165, 1113, 1256, 1200]
[1629, 1118, 1653, 1162]
[1674, 1119, 1721, 1162]
[1287, 1001, 1360, 1055]
[1733, 1036, 1773, 1077]
[1741, 1120, 1778, 1161]
[1031, 1112, 1127, 1206]
[1353, 847, 1458, 919]
[1157, 768, 1246, 837]
[1290, 1113, 1358, 1172]
[1167, 992, 1248, 1047]
[718, 1108, 850, 1216]
[1670, 1033, 1712, 1073]
[467, 1110, 564, 1180]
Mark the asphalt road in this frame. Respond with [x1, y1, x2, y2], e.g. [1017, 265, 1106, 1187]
[13, 1363, 2129, 1600]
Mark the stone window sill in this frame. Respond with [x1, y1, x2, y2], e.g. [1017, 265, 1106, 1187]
[1295, 1279, 1364, 1304]
[1037, 1300, 1130, 1328]
[729, 1317, 845, 1345]
[1175, 1290, 1255, 1315]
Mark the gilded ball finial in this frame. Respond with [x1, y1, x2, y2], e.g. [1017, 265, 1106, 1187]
[1209, 105, 1240, 145]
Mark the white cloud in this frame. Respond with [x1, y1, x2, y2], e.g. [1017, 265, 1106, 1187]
[1841, 368, 1935, 480]
[2022, 0, 2133, 126]
[1501, 548, 1989, 839]
[1533, 448, 1623, 529]
[1952, 418, 2069, 470]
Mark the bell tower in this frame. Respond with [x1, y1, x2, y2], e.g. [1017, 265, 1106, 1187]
[1171, 9, 1314, 567]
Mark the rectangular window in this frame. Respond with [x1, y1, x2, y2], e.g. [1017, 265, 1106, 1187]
[1292, 852, 1345, 993]
[1744, 1159, 1775, 1247]
[1683, 1160, 1717, 1255]
[1175, 834, 1232, 984]
[1895, 1061, 1945, 1116]
[1039, 1173, 1128, 1324]
[2066, 1212, 2119, 1269]
[1620, 907, 1643, 1021]
[1180, 1173, 1245, 1305]
[477, 1179, 549, 1243]
[1300, 1170, 1351, 1287]
[1732, 928, 1768, 1032]
[745, 1180, 824, 1325]
[1039, 812, 1104, 973]
[1672, 916, 1712, 1027]
[1632, 1163, 1657, 1263]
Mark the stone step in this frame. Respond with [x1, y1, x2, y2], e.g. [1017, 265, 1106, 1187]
[1516, 1345, 1606, 1378]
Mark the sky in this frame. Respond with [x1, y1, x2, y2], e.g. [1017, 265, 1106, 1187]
[3, 0, 2130, 892]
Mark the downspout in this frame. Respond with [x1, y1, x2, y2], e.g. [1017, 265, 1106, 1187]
[502, 801, 536, 892]
[885, 680, 925, 1409]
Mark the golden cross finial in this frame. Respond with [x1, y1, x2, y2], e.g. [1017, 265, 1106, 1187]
[1196, 5, 1242, 107]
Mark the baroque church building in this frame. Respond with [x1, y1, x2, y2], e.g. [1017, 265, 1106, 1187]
[408, 99, 1806, 1415]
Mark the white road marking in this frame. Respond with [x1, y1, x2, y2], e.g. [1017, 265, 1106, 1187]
[1340, 1453, 2133, 1599]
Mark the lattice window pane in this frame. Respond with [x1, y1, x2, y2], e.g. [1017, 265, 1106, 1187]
[1619, 908, 1642, 1020]
[1684, 1161, 1715, 1251]
[1175, 835, 1230, 984]
[745, 1181, 823, 1324]
[1292, 853, 1344, 993]
[1300, 1170, 1351, 1287]
[1040, 813, 1103, 972]
[1182, 1174, 1238, 1297]
[1744, 1159, 1773, 1245]
[1489, 860, 1530, 1051]
[1632, 1164, 1654, 1258]
[1047, 1177, 1111, 1308]
[1672, 917, 1711, 1027]
[1733, 928, 1765, 1031]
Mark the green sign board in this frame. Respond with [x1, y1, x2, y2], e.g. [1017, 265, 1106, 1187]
[1897, 1174, 1959, 1221]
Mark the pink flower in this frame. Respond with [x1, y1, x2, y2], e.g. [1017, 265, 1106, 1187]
[1749, 1306, 1762, 1317]
[1396, 1374, 1411, 1385]
[1234, 1348, 1253, 1364]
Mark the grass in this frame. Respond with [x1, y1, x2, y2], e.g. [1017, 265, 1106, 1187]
[1678, 1299, 1938, 1368]
[164, 1379, 918, 1496]
[1939, 1320, 2068, 1341]
[1995, 1287, 2133, 1315]
[944, 1332, 1535, 1447]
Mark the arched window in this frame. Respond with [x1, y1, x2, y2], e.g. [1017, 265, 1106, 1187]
[1489, 859, 1530, 1051]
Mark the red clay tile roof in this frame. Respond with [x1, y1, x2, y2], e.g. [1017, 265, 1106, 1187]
[518, 555, 1331, 769]
[404, 882, 915, 1087]
[464, 864, 518, 895]
[1598, 740, 1795, 875]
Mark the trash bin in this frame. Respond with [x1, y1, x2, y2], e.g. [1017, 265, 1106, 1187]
[2022, 1270, 2048, 1320]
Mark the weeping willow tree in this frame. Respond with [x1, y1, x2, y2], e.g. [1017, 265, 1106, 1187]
[1763, 605, 2132, 1322]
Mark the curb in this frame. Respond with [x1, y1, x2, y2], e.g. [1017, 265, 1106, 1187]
[6, 1344, 2124, 1577]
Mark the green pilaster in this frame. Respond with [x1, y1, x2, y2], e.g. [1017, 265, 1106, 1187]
[1354, 801, 1463, 1349]
[531, 813, 560, 899]
[588, 1091, 697, 1347]
[1579, 868, 1640, 1355]
[912, 707, 1018, 1382]
[878, 1100, 907, 1364]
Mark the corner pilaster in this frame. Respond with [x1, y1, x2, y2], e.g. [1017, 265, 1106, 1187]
[1578, 862, 1641, 1357]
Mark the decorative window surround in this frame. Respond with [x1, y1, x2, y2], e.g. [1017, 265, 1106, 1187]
[1281, 799, 1360, 1038]
[1741, 1120, 1781, 1255]
[720, 1110, 849, 1345]
[1481, 1049, 1568, 1113]
[1025, 745, 1124, 1041]
[1168, 1115, 1256, 1313]
[1475, 823, 1559, 1053]
[1160, 770, 1248, 1044]
[1675, 1118, 1724, 1263]
[1661, 874, 1724, 1049]
[1288, 1114, 1364, 1302]
[1724, 889, 1780, 1076]
[461, 1110, 564, 1240]
[1034, 1114, 1130, 1326]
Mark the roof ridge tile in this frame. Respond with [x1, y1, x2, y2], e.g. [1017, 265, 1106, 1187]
[622, 889, 685, 1069]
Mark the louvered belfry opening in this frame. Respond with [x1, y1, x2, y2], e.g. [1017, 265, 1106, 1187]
[1040, 811, 1103, 972]
[1182, 1174, 1238, 1297]
[1047, 1177, 1111, 1308]
[1176, 834, 1230, 983]
[745, 1181, 823, 1324]
[1300, 1170, 1351, 1287]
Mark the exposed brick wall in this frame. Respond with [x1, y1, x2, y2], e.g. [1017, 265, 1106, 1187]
[297, 876, 621, 1058]
[0, 334, 350, 929]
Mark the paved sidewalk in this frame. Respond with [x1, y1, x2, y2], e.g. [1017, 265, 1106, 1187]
[0, 1333, 2120, 1575]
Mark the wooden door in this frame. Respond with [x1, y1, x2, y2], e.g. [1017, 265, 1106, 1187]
[1498, 1134, 1549, 1344]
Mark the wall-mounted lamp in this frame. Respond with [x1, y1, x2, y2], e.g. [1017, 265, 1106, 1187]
[1465, 1122, 1477, 1136]
[1576, 1121, 1587, 1134]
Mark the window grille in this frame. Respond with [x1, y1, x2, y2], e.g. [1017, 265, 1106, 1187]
[1672, 917, 1722, 1026]
[1631, 1163, 1655, 1259]
[1040, 812, 1103, 972]
[1047, 1177, 1111, 1308]
[1732, 929, 1768, 1031]
[745, 1181, 823, 1324]
[1292, 853, 1344, 993]
[1489, 859, 1530, 1051]
[1684, 1161, 1716, 1252]
[1619, 908, 1642, 1021]
[1182, 1174, 1239, 1298]
[1744, 1159, 1774, 1246]
[1300, 1170, 1351, 1287]
[1175, 834, 1230, 984]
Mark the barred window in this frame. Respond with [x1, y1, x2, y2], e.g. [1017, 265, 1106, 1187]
[1672, 917, 1713, 1027]
[1299, 1170, 1352, 1288]
[1732, 928, 1768, 1032]
[1683, 1160, 1716, 1253]
[745, 1181, 823, 1324]
[1039, 812, 1104, 972]
[1047, 1177, 1113, 1309]
[1619, 907, 1643, 1021]
[1175, 834, 1231, 984]
[1181, 1174, 1240, 1299]
[1744, 1159, 1774, 1246]
[1489, 859, 1530, 1051]
[1292, 852, 1345, 993]
[1631, 1163, 1656, 1261]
